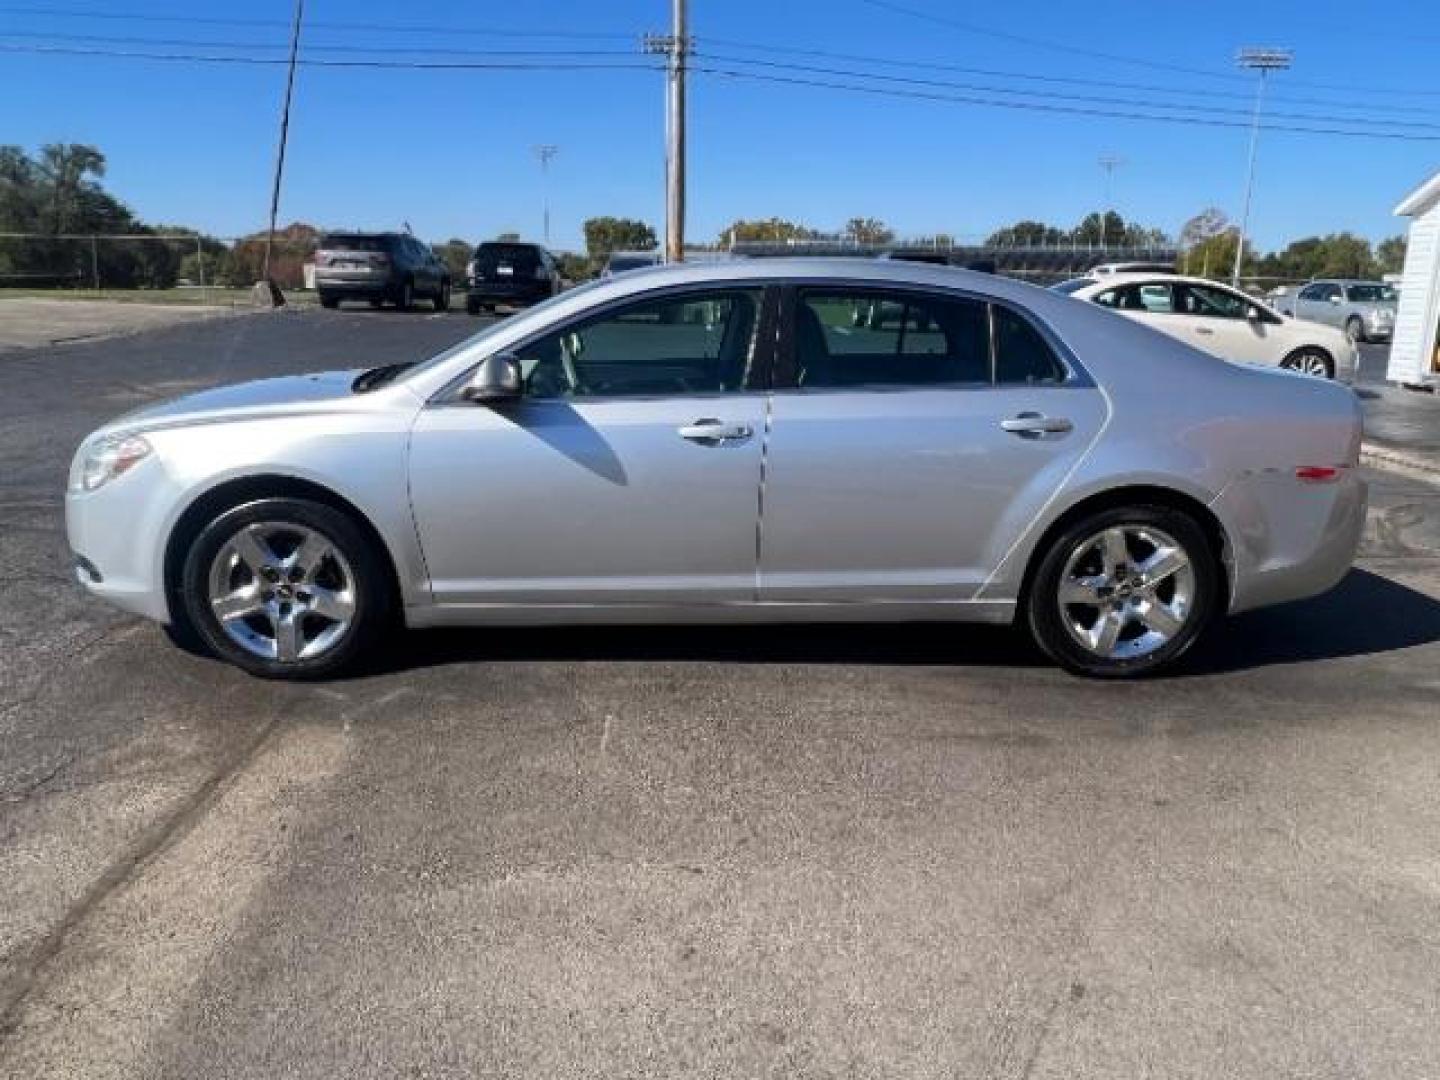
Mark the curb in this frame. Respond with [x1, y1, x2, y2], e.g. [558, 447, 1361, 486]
[1361, 442, 1440, 485]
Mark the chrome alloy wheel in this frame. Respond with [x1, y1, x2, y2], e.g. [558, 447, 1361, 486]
[1283, 350, 1332, 378]
[206, 521, 356, 663]
[1056, 525, 1196, 661]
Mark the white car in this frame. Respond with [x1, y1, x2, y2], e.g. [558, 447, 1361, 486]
[1053, 273, 1354, 379]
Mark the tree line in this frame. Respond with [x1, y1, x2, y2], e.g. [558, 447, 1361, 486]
[0, 143, 1411, 291]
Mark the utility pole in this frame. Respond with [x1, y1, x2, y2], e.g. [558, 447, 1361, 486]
[259, 0, 304, 305]
[533, 145, 559, 246]
[644, 0, 688, 262]
[1232, 46, 1291, 288]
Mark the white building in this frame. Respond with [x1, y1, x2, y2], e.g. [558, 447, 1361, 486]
[1388, 171, 1440, 387]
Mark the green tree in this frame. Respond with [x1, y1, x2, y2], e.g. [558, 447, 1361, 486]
[720, 217, 818, 245]
[432, 238, 474, 279]
[1073, 210, 1127, 246]
[986, 220, 1068, 246]
[1376, 235, 1407, 276]
[554, 251, 591, 284]
[583, 216, 657, 258]
[843, 216, 895, 245]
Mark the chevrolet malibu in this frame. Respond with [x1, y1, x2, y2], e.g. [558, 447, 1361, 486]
[67, 259, 1366, 679]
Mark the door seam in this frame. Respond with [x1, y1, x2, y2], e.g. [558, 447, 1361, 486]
[752, 391, 775, 602]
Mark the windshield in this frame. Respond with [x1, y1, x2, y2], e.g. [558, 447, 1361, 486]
[1051, 278, 1097, 295]
[318, 234, 387, 251]
[606, 253, 658, 274]
[1346, 284, 1397, 303]
[396, 278, 611, 383]
[475, 243, 541, 272]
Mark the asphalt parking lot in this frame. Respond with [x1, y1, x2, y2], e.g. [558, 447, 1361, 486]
[2, 308, 1439, 1077]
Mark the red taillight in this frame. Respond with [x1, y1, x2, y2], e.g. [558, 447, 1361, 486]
[1295, 465, 1342, 484]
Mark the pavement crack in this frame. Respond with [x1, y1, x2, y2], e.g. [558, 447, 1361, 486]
[0, 712, 285, 1039]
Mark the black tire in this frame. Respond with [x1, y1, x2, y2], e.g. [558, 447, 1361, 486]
[1345, 316, 1366, 345]
[368, 298, 383, 309]
[1026, 505, 1219, 679]
[1280, 348, 1335, 380]
[434, 278, 451, 312]
[465, 294, 482, 316]
[318, 292, 340, 310]
[177, 497, 394, 679]
[395, 279, 415, 311]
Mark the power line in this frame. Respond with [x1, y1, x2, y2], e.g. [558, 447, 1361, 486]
[852, 0, 1440, 99]
[695, 34, 1440, 115]
[852, 0, 1246, 82]
[690, 51, 1440, 132]
[689, 64, 1440, 142]
[0, 42, 661, 72]
[0, 4, 636, 40]
[0, 30, 640, 59]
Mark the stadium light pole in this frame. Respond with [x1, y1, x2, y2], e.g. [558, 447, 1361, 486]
[1098, 154, 1124, 247]
[533, 145, 558, 246]
[1232, 46, 1292, 288]
[259, 0, 304, 305]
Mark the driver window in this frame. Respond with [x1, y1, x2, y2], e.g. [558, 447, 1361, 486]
[514, 289, 762, 398]
[1177, 284, 1247, 319]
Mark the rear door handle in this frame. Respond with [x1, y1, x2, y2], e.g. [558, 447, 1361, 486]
[678, 418, 753, 445]
[1000, 413, 1073, 438]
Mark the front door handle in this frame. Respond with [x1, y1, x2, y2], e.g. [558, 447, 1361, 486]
[1000, 413, 1073, 438]
[1195, 326, 1215, 336]
[678, 418, 754, 446]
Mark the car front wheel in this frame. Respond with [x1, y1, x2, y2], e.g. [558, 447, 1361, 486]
[435, 278, 451, 312]
[1280, 348, 1335, 379]
[178, 497, 393, 679]
[1026, 505, 1218, 678]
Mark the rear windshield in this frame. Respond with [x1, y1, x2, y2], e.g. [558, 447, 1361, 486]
[606, 254, 658, 273]
[1346, 284, 1397, 303]
[318, 234, 388, 251]
[476, 244, 541, 272]
[1050, 278, 1097, 295]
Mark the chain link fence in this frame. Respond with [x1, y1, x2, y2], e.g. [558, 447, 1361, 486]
[0, 232, 319, 303]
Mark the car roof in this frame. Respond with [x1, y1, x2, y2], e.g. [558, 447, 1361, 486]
[1069, 272, 1243, 289]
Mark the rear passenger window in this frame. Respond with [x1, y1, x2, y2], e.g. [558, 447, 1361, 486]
[993, 306, 1067, 385]
[796, 290, 990, 387]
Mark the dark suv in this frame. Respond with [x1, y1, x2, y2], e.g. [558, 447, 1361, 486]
[314, 232, 451, 311]
[465, 241, 561, 315]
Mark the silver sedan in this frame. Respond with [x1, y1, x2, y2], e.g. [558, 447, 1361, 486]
[66, 259, 1366, 679]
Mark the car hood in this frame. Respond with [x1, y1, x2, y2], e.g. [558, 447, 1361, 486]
[99, 369, 373, 436]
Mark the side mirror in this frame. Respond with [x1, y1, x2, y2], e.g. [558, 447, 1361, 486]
[462, 353, 523, 403]
[1246, 304, 1262, 321]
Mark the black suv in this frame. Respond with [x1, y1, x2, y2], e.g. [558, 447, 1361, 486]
[314, 232, 452, 311]
[465, 241, 561, 315]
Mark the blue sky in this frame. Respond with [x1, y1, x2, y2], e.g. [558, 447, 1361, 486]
[5, 0, 1439, 251]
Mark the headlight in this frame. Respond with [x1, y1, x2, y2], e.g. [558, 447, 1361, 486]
[74, 433, 152, 492]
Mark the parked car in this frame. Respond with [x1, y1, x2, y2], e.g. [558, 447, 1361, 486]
[1089, 261, 1177, 276]
[600, 250, 662, 278]
[1287, 279, 1398, 343]
[1057, 273, 1354, 379]
[465, 241, 561, 315]
[67, 259, 1365, 680]
[314, 232, 451, 311]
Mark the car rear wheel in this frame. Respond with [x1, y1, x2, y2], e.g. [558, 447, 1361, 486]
[434, 278, 451, 312]
[1280, 348, 1334, 379]
[1026, 505, 1218, 678]
[395, 279, 414, 311]
[1345, 316, 1366, 344]
[318, 292, 339, 310]
[178, 497, 393, 679]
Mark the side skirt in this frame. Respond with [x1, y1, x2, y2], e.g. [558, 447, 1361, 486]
[405, 599, 1017, 629]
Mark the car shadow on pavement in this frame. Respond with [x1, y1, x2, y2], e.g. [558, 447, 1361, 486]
[369, 569, 1440, 678]
[381, 620, 1047, 673]
[1185, 567, 1440, 674]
